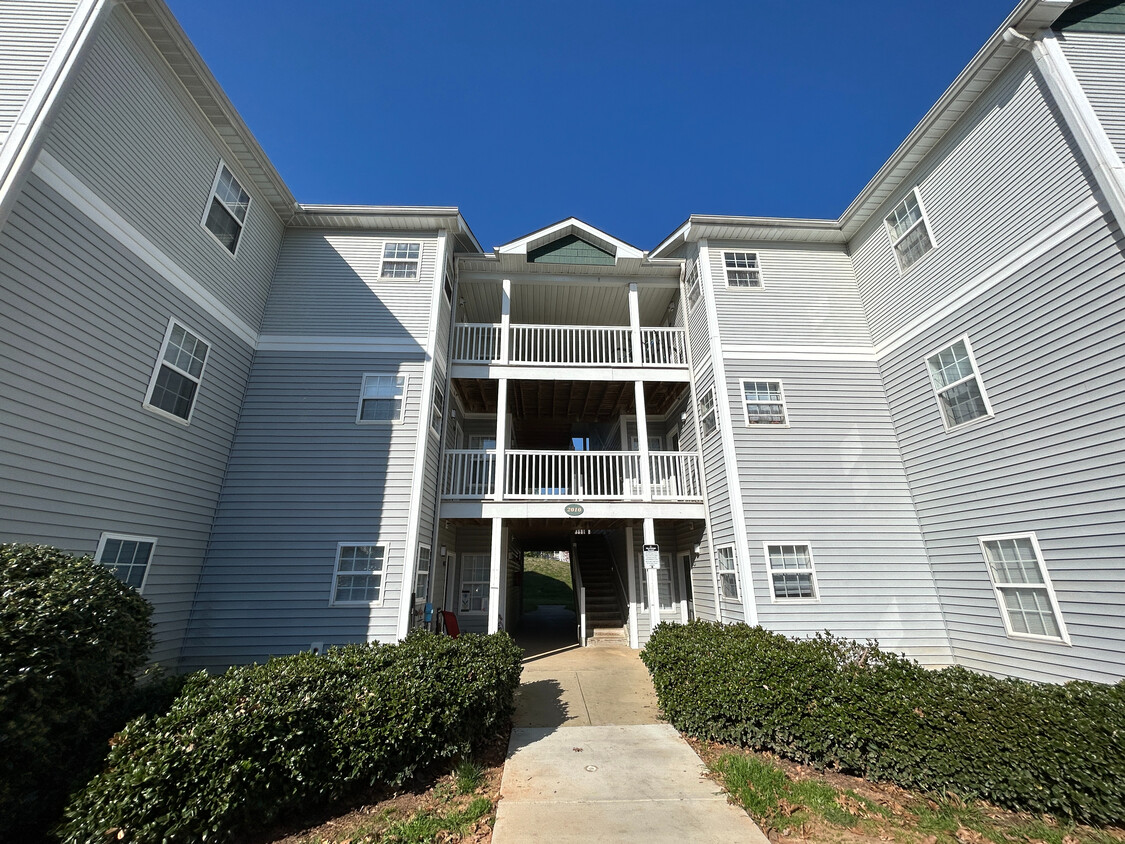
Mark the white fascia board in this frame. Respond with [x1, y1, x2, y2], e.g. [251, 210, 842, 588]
[496, 217, 644, 260]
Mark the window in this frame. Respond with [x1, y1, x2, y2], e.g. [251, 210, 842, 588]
[686, 269, 702, 312]
[95, 533, 155, 591]
[723, 252, 763, 288]
[431, 385, 445, 433]
[443, 273, 454, 303]
[460, 553, 490, 613]
[926, 337, 992, 430]
[202, 163, 250, 254]
[766, 543, 818, 600]
[980, 534, 1069, 642]
[414, 544, 431, 602]
[357, 374, 407, 422]
[381, 242, 421, 279]
[331, 544, 385, 604]
[742, 380, 788, 425]
[884, 189, 933, 271]
[469, 435, 496, 450]
[699, 388, 717, 437]
[144, 319, 209, 423]
[715, 545, 740, 600]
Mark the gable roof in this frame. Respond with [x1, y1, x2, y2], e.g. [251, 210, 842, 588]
[496, 217, 644, 262]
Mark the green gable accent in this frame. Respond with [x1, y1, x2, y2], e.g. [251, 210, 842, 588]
[527, 234, 615, 266]
[1054, 0, 1125, 33]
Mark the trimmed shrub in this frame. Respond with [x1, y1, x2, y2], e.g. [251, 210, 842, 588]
[0, 543, 153, 840]
[641, 621, 1125, 825]
[61, 630, 523, 843]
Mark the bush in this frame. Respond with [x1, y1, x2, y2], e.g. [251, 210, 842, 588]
[0, 543, 153, 840]
[61, 630, 523, 843]
[641, 621, 1125, 825]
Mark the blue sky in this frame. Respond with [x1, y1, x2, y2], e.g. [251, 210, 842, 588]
[166, 1, 1017, 250]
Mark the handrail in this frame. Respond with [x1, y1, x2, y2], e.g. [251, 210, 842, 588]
[451, 323, 688, 367]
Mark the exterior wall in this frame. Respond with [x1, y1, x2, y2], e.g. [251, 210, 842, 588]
[0, 174, 253, 665]
[630, 520, 690, 647]
[1059, 30, 1125, 164]
[39, 5, 284, 330]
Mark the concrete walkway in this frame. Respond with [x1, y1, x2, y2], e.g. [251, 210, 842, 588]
[493, 605, 769, 843]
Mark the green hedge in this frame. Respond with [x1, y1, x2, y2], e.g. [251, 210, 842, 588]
[0, 543, 153, 840]
[61, 631, 523, 843]
[640, 621, 1125, 825]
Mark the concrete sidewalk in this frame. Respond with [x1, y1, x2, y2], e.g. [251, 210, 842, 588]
[492, 606, 768, 843]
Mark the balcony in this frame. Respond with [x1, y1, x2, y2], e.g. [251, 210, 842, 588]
[452, 323, 687, 367]
[442, 449, 702, 502]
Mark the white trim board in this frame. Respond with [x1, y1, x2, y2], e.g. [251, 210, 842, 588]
[31, 150, 259, 347]
[723, 345, 877, 362]
[256, 335, 425, 354]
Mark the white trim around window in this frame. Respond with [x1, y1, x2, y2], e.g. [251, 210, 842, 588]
[925, 335, 993, 432]
[200, 161, 250, 257]
[685, 268, 703, 313]
[979, 533, 1070, 645]
[330, 543, 387, 606]
[356, 373, 408, 423]
[715, 544, 740, 602]
[741, 380, 789, 426]
[380, 242, 422, 279]
[884, 188, 935, 273]
[143, 317, 211, 425]
[698, 387, 718, 437]
[723, 251, 764, 288]
[459, 552, 490, 614]
[764, 542, 819, 602]
[95, 533, 156, 593]
[414, 543, 432, 602]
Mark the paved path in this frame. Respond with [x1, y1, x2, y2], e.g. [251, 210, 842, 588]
[493, 605, 769, 843]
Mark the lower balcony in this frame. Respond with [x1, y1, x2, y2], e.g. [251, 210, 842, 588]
[442, 449, 703, 502]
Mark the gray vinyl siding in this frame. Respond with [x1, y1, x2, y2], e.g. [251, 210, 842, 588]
[40, 6, 282, 330]
[630, 520, 690, 647]
[262, 230, 439, 341]
[1058, 30, 1125, 164]
[878, 210, 1125, 684]
[0, 0, 79, 147]
[727, 359, 950, 663]
[849, 53, 1094, 347]
[708, 242, 870, 346]
[0, 174, 252, 666]
[180, 352, 427, 671]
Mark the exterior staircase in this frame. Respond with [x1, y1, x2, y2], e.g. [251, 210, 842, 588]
[573, 534, 628, 647]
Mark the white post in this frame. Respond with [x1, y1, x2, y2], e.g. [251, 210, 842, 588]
[499, 278, 512, 364]
[644, 517, 660, 635]
[627, 281, 642, 364]
[494, 378, 507, 501]
[634, 381, 652, 500]
[488, 516, 503, 633]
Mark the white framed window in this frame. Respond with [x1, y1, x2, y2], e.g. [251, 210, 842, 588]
[201, 162, 250, 255]
[686, 269, 702, 312]
[95, 533, 156, 592]
[331, 543, 386, 605]
[699, 388, 718, 437]
[980, 534, 1069, 643]
[460, 553, 490, 614]
[765, 543, 818, 601]
[715, 545, 740, 601]
[640, 553, 674, 610]
[144, 318, 210, 424]
[443, 273, 454, 303]
[431, 385, 445, 433]
[381, 242, 421, 279]
[414, 544, 432, 602]
[925, 336, 992, 431]
[723, 251, 763, 288]
[884, 189, 934, 272]
[357, 374, 407, 423]
[742, 380, 788, 426]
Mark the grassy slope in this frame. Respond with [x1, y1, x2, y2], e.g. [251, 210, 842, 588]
[521, 554, 574, 611]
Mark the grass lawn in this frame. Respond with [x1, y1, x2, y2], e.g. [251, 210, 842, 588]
[693, 740, 1125, 844]
[521, 553, 574, 612]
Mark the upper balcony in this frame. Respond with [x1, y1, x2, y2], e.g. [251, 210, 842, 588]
[452, 323, 687, 367]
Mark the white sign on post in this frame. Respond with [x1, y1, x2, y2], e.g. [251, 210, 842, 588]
[643, 544, 660, 569]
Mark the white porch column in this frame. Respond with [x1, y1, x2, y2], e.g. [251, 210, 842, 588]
[643, 517, 659, 635]
[494, 378, 508, 501]
[627, 281, 642, 364]
[634, 380, 652, 500]
[488, 516, 503, 633]
[499, 278, 512, 364]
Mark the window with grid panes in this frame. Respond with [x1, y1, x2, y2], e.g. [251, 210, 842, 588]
[981, 535, 1067, 641]
[202, 163, 250, 253]
[723, 251, 763, 287]
[381, 242, 420, 278]
[357, 374, 406, 422]
[926, 337, 991, 430]
[715, 545, 740, 600]
[460, 553, 490, 613]
[766, 544, 818, 600]
[699, 389, 717, 437]
[95, 534, 155, 591]
[884, 190, 933, 271]
[332, 544, 385, 604]
[145, 320, 209, 422]
[743, 380, 787, 425]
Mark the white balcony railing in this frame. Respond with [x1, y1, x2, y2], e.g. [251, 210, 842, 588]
[451, 323, 687, 367]
[441, 449, 702, 501]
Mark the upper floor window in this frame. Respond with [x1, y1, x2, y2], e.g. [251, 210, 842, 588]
[95, 533, 156, 591]
[926, 337, 992, 430]
[884, 190, 933, 272]
[766, 543, 818, 601]
[357, 374, 407, 423]
[381, 242, 421, 279]
[699, 388, 717, 437]
[742, 380, 788, 426]
[331, 544, 385, 605]
[431, 385, 445, 433]
[144, 318, 209, 424]
[715, 545, 740, 601]
[979, 534, 1068, 643]
[202, 163, 250, 255]
[723, 252, 763, 288]
[686, 269, 702, 312]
